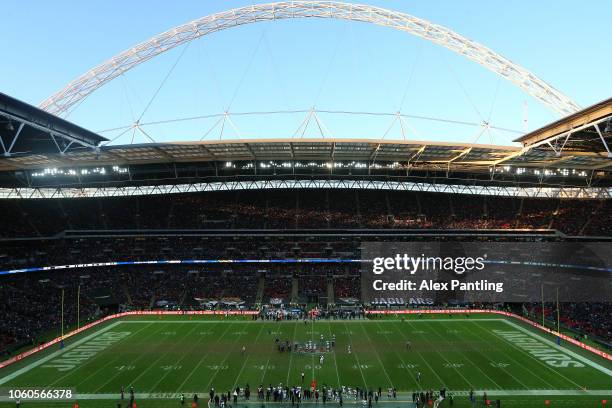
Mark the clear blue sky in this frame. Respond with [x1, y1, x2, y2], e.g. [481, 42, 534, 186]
[2, 0, 610, 146]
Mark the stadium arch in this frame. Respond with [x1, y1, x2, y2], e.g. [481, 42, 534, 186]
[40, 1, 580, 117]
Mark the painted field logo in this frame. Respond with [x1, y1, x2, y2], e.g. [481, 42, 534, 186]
[493, 330, 584, 368]
[42, 331, 131, 372]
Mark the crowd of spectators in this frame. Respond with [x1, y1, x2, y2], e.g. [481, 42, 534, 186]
[297, 271, 327, 301]
[522, 302, 611, 344]
[560, 302, 612, 341]
[263, 274, 292, 302]
[0, 190, 609, 237]
[2, 263, 610, 355]
[334, 274, 361, 299]
[0, 272, 99, 355]
[0, 235, 357, 271]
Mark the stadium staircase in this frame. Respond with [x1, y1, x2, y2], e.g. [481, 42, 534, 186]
[291, 276, 299, 304]
[18, 202, 42, 236]
[295, 192, 300, 229]
[385, 192, 392, 219]
[122, 284, 132, 305]
[255, 275, 265, 304]
[548, 200, 562, 229]
[179, 290, 188, 308]
[327, 277, 334, 305]
[580, 200, 604, 235]
[97, 201, 108, 229]
[263, 198, 269, 229]
[57, 201, 74, 229]
[325, 190, 331, 229]
[149, 294, 156, 310]
[514, 198, 525, 228]
[355, 191, 362, 227]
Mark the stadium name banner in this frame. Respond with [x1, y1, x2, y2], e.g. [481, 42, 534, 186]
[361, 242, 612, 303]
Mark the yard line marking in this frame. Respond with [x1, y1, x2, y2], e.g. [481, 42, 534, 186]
[159, 321, 222, 391]
[470, 321, 553, 389]
[285, 320, 299, 385]
[396, 319, 475, 388]
[310, 319, 315, 384]
[203, 321, 251, 391]
[502, 319, 612, 377]
[231, 322, 268, 390]
[388, 320, 448, 386]
[175, 321, 237, 393]
[0, 321, 122, 385]
[259, 354, 272, 384]
[146, 322, 212, 392]
[326, 320, 341, 388]
[389, 320, 447, 386]
[425, 321, 502, 390]
[47, 322, 155, 389]
[256, 322, 276, 385]
[91, 321, 183, 393]
[342, 320, 368, 389]
[373, 320, 419, 389]
[254, 321, 275, 385]
[357, 320, 395, 388]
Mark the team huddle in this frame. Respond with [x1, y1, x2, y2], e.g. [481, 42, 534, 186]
[275, 332, 337, 355]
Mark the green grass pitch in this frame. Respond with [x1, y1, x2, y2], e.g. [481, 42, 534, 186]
[1, 314, 611, 408]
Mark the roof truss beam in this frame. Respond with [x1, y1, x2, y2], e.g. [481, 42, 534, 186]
[1, 179, 608, 200]
[0, 110, 98, 156]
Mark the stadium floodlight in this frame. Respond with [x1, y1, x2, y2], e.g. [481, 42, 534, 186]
[39, 2, 580, 117]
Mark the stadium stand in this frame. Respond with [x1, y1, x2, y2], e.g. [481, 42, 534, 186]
[0, 191, 610, 237]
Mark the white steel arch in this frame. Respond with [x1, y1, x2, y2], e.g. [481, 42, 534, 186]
[40, 1, 581, 117]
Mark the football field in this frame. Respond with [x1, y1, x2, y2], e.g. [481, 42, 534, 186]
[1, 315, 611, 408]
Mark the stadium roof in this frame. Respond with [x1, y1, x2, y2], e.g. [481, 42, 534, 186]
[0, 92, 107, 157]
[0, 93, 610, 188]
[0, 137, 609, 174]
[0, 138, 516, 171]
[515, 97, 612, 159]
